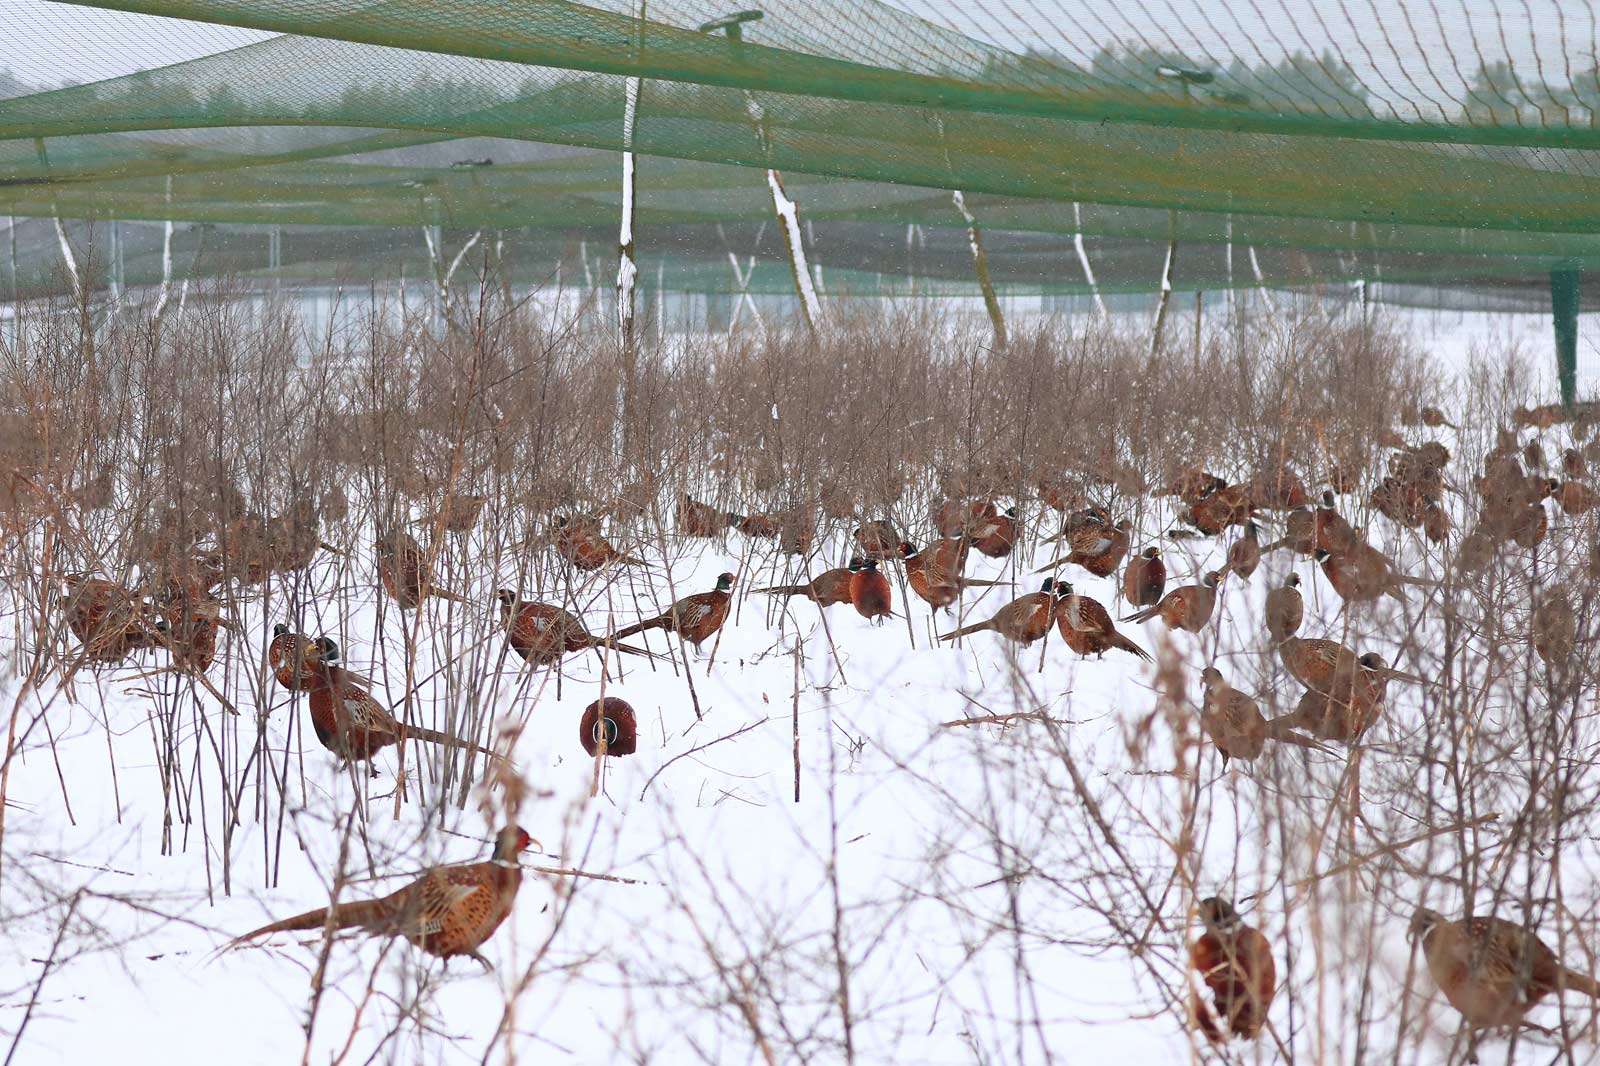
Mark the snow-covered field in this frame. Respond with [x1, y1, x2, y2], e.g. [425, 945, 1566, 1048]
[3, 305, 1598, 1064]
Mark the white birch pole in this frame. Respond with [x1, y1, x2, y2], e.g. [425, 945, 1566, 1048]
[1072, 201, 1108, 319]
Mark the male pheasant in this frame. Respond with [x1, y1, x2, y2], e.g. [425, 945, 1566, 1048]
[232, 825, 536, 965]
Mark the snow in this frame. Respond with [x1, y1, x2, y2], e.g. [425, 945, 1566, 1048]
[1, 319, 1595, 1063]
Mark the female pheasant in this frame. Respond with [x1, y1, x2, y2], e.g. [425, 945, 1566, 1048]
[232, 825, 536, 965]
[1410, 908, 1600, 1028]
[552, 515, 648, 571]
[376, 530, 468, 609]
[62, 576, 160, 663]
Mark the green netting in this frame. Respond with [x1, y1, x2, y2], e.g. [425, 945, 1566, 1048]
[1, 1, 1599, 304]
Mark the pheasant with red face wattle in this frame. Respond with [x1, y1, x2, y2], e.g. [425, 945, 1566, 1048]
[611, 573, 736, 652]
[898, 540, 1003, 611]
[939, 580, 1059, 647]
[231, 825, 537, 966]
[848, 558, 893, 622]
[300, 638, 496, 768]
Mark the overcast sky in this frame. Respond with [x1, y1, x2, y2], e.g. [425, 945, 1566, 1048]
[1, 0, 1591, 114]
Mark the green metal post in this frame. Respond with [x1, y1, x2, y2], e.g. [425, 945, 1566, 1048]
[1552, 268, 1579, 410]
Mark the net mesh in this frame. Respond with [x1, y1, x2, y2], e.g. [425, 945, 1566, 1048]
[2, 0, 1599, 305]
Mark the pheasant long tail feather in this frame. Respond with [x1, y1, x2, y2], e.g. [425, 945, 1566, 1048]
[1114, 634, 1153, 662]
[752, 584, 809, 597]
[1263, 721, 1337, 756]
[230, 896, 395, 947]
[1561, 968, 1600, 998]
[404, 725, 498, 758]
[939, 619, 994, 642]
[595, 638, 667, 661]
[427, 585, 471, 604]
[1031, 555, 1068, 574]
[958, 577, 1007, 588]
[1120, 604, 1160, 623]
[609, 616, 666, 641]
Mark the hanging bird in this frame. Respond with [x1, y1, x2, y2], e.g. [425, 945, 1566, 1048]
[231, 825, 536, 965]
[496, 591, 658, 666]
[580, 697, 638, 757]
[754, 566, 855, 607]
[1277, 637, 1425, 698]
[1123, 571, 1223, 632]
[1054, 583, 1150, 661]
[848, 557, 893, 622]
[376, 530, 468, 609]
[301, 638, 496, 766]
[1264, 574, 1303, 643]
[1189, 897, 1276, 1042]
[611, 572, 735, 652]
[1273, 643, 1423, 742]
[1409, 908, 1600, 1029]
[1198, 667, 1328, 765]
[552, 515, 648, 571]
[1122, 547, 1166, 607]
[939, 580, 1059, 647]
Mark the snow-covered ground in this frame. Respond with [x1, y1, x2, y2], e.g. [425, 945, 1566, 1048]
[2, 305, 1596, 1064]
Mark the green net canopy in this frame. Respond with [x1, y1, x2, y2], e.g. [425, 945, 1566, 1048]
[3, 0, 1600, 303]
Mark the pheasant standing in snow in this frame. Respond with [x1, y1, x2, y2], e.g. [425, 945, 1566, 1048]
[848, 557, 893, 622]
[301, 638, 496, 767]
[376, 530, 468, 609]
[898, 540, 1002, 611]
[231, 825, 536, 965]
[496, 590, 658, 665]
[611, 572, 735, 652]
[551, 515, 648, 571]
[939, 580, 1059, 647]
[754, 566, 855, 608]
[1053, 583, 1150, 662]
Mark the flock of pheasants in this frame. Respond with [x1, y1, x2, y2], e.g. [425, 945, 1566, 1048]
[42, 398, 1600, 1049]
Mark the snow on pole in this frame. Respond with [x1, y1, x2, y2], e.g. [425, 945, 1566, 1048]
[153, 176, 175, 325]
[617, 2, 643, 357]
[700, 10, 820, 336]
[1148, 209, 1178, 357]
[33, 139, 81, 305]
[1072, 201, 1108, 319]
[952, 189, 1006, 349]
[1248, 246, 1279, 314]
